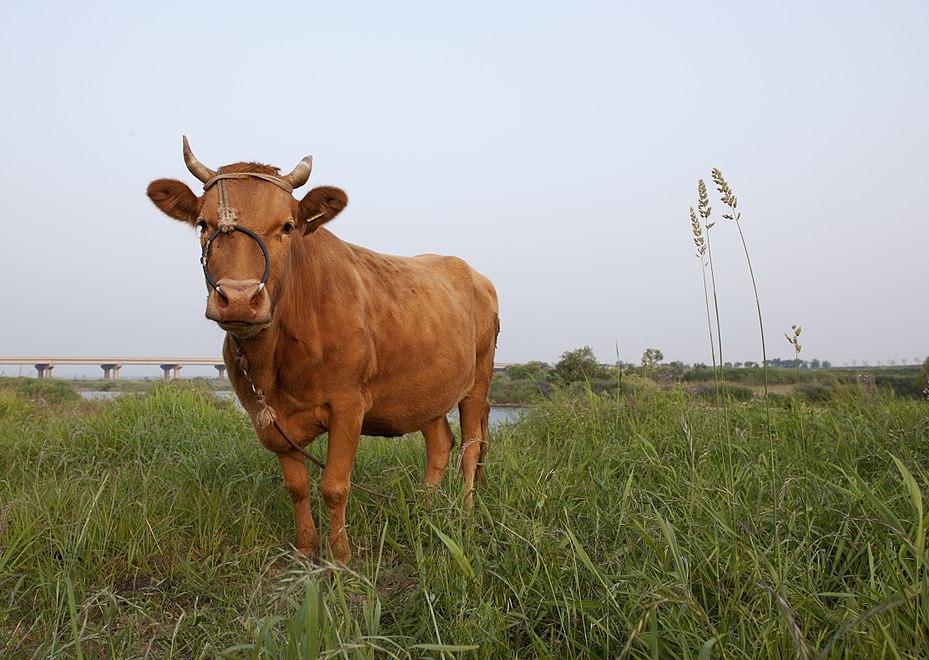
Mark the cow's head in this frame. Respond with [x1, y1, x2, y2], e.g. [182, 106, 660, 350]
[146, 137, 347, 338]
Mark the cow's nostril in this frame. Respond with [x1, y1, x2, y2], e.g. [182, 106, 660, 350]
[249, 285, 265, 309]
[214, 288, 230, 309]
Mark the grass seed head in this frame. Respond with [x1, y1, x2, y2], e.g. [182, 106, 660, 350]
[697, 180, 712, 221]
[786, 324, 803, 357]
[712, 168, 738, 210]
[690, 207, 706, 256]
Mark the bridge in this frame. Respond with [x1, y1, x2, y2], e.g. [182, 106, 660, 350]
[0, 357, 516, 380]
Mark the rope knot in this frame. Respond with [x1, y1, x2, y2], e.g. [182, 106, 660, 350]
[255, 405, 277, 429]
[218, 210, 238, 232]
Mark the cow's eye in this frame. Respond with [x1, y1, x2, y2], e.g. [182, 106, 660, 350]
[197, 219, 208, 234]
[282, 220, 295, 236]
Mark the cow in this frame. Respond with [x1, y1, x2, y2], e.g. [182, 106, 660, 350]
[146, 138, 499, 563]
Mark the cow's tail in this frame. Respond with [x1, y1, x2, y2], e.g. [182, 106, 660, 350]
[443, 416, 456, 449]
[475, 397, 490, 481]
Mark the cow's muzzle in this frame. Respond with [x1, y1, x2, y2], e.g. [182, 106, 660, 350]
[202, 226, 273, 335]
[206, 278, 271, 333]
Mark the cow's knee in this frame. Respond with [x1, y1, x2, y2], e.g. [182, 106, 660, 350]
[321, 479, 348, 509]
[283, 469, 310, 503]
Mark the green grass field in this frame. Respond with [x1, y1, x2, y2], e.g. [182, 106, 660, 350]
[1, 381, 927, 657]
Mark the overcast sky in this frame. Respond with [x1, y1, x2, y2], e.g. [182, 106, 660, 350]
[1, 1, 926, 378]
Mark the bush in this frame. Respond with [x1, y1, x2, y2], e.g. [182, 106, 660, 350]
[0, 389, 33, 419]
[489, 375, 543, 404]
[618, 374, 660, 396]
[551, 346, 612, 385]
[694, 382, 754, 402]
[682, 367, 839, 386]
[873, 374, 923, 399]
[0, 377, 80, 405]
[795, 382, 836, 403]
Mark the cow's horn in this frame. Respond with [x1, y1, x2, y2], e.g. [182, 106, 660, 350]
[283, 156, 313, 189]
[182, 135, 217, 183]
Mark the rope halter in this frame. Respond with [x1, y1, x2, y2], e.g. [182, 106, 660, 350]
[198, 173, 293, 294]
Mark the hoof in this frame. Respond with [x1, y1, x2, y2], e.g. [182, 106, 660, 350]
[330, 539, 351, 566]
[294, 545, 320, 563]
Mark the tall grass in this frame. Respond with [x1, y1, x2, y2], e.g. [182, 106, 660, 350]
[696, 180, 723, 385]
[1, 383, 927, 657]
[703, 168, 779, 552]
[711, 169, 769, 401]
[690, 207, 718, 387]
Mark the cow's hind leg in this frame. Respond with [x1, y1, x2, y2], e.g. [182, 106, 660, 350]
[458, 379, 492, 508]
[423, 416, 455, 487]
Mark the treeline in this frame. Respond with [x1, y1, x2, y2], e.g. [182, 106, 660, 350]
[490, 347, 929, 405]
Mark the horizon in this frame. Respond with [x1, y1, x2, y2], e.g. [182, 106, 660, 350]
[0, 351, 921, 381]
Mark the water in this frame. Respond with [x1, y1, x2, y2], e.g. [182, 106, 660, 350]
[80, 390, 529, 428]
[484, 406, 529, 427]
[79, 391, 123, 401]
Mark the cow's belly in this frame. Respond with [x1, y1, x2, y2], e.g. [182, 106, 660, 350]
[361, 349, 475, 436]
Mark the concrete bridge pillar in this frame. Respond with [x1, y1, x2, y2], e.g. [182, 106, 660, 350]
[214, 364, 226, 381]
[34, 363, 54, 378]
[160, 364, 182, 381]
[101, 364, 122, 380]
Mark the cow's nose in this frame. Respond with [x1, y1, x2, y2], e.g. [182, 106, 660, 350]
[206, 279, 271, 325]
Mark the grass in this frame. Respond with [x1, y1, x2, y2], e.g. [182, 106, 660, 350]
[1, 382, 928, 657]
[67, 378, 231, 393]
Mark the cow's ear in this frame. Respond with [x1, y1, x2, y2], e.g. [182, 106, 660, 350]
[147, 178, 200, 225]
[299, 186, 348, 235]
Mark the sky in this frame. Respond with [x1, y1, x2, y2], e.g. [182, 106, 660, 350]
[0, 1, 926, 378]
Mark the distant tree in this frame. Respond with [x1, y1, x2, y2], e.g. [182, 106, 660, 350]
[504, 361, 551, 383]
[665, 360, 686, 379]
[822, 360, 831, 368]
[641, 348, 664, 372]
[810, 358, 821, 369]
[552, 346, 610, 385]
[744, 361, 758, 368]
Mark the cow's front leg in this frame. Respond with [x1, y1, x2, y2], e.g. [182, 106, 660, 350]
[278, 450, 319, 559]
[321, 404, 363, 564]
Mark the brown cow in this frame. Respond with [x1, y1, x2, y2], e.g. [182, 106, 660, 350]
[146, 138, 498, 563]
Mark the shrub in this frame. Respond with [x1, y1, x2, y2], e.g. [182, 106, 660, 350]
[551, 346, 612, 385]
[794, 382, 835, 403]
[873, 374, 923, 399]
[489, 375, 542, 404]
[618, 374, 660, 396]
[0, 377, 80, 405]
[0, 388, 33, 419]
[694, 382, 754, 402]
